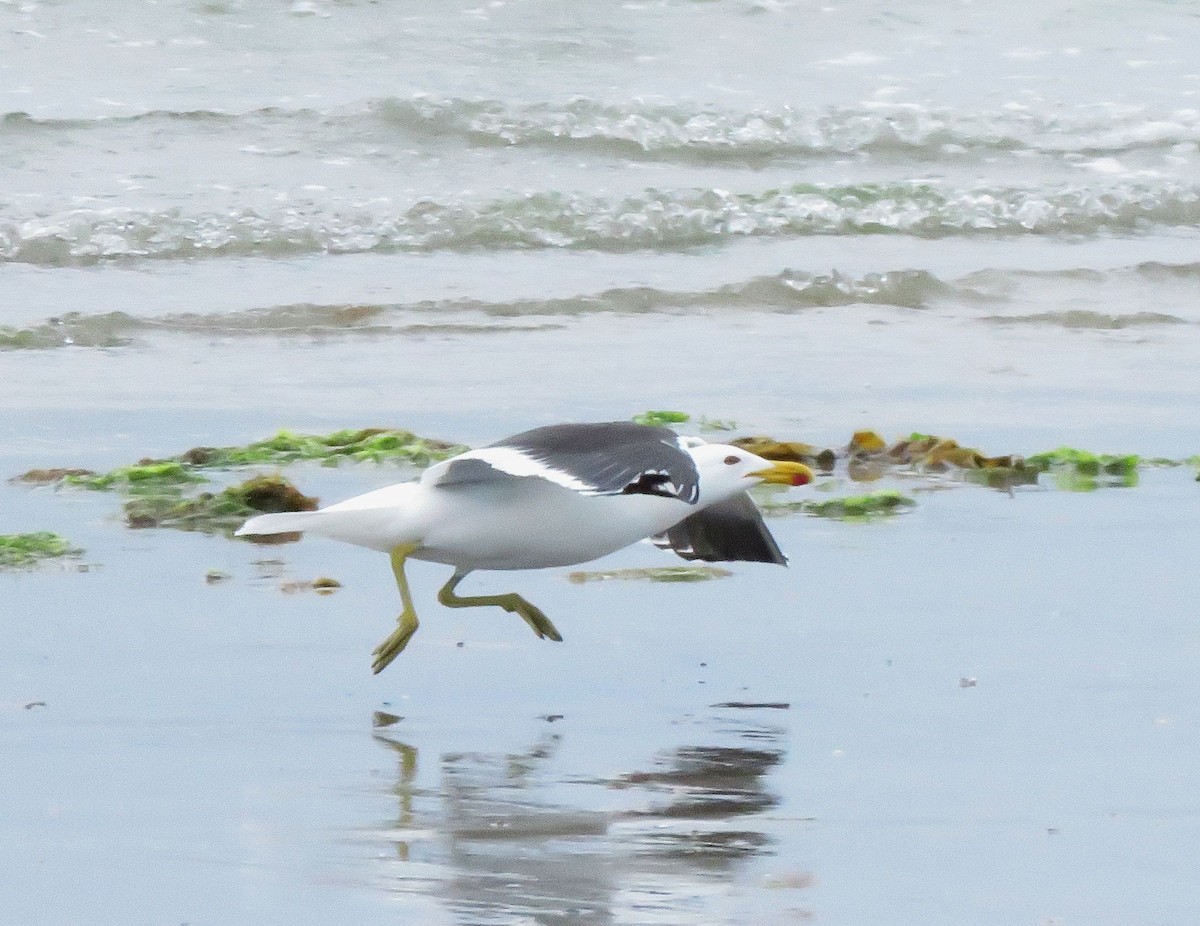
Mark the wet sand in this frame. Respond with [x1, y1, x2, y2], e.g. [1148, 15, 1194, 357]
[4, 331, 1199, 923]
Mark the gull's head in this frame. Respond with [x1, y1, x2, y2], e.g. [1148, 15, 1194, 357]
[688, 442, 814, 503]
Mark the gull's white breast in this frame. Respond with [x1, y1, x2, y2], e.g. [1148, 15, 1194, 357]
[413, 478, 693, 570]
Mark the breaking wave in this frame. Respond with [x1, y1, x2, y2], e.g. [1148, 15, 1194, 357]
[0, 269, 963, 349]
[6, 262, 1198, 349]
[4, 181, 1199, 266]
[371, 97, 1200, 161]
[979, 310, 1187, 329]
[8, 97, 1200, 163]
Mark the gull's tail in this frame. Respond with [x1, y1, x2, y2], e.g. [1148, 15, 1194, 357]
[236, 511, 321, 536]
[234, 482, 421, 552]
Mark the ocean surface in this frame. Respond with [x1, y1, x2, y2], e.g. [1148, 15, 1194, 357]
[5, 0, 1200, 451]
[4, 1, 1200, 924]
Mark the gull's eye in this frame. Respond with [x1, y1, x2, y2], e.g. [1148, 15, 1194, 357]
[723, 455, 740, 465]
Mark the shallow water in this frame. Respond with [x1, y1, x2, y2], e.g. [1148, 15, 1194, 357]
[4, 0, 1200, 923]
[6, 466, 1200, 925]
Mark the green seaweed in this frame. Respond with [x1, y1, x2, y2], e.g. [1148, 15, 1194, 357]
[24, 427, 465, 494]
[18, 426, 465, 543]
[1024, 447, 1140, 490]
[1025, 447, 1139, 475]
[1047, 468, 1139, 491]
[0, 532, 82, 568]
[765, 489, 915, 520]
[125, 475, 317, 534]
[632, 410, 691, 427]
[566, 565, 733, 583]
[66, 460, 205, 491]
[808, 489, 916, 519]
[179, 428, 465, 469]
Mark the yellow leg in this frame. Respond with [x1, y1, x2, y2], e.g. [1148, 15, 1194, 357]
[437, 571, 563, 643]
[371, 544, 421, 674]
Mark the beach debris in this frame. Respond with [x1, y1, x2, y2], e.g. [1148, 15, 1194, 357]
[737, 430, 1147, 493]
[711, 701, 791, 710]
[280, 576, 342, 594]
[11, 468, 97, 484]
[761, 871, 815, 890]
[732, 437, 838, 473]
[0, 532, 82, 568]
[849, 430, 888, 455]
[567, 565, 733, 583]
[125, 474, 318, 533]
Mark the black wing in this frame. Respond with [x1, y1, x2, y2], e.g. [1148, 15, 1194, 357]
[493, 421, 700, 503]
[652, 492, 787, 565]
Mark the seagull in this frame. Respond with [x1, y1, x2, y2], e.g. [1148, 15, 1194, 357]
[236, 421, 813, 673]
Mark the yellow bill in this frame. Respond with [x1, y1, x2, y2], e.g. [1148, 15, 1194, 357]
[749, 460, 814, 486]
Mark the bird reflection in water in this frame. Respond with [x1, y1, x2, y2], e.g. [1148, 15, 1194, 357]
[371, 714, 806, 925]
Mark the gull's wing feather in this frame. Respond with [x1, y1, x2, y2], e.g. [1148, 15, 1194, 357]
[425, 421, 700, 502]
[652, 492, 787, 565]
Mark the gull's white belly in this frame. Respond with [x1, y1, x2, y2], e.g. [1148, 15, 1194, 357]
[412, 479, 692, 570]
